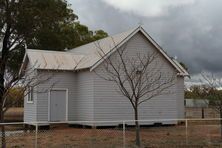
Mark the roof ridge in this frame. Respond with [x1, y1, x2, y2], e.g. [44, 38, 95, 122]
[27, 49, 85, 55]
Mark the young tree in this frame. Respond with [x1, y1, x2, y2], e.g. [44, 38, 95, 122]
[94, 41, 176, 147]
[201, 72, 222, 137]
[2, 62, 56, 147]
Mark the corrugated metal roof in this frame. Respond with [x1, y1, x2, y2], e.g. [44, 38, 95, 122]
[23, 26, 189, 76]
[27, 49, 85, 70]
[26, 27, 137, 71]
[68, 27, 137, 55]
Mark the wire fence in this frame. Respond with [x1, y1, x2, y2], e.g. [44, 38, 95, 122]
[1, 118, 222, 147]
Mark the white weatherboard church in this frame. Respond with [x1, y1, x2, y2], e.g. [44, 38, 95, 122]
[20, 26, 189, 126]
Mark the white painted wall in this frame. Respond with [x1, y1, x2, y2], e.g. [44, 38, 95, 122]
[24, 63, 37, 122]
[92, 32, 180, 125]
[35, 71, 76, 121]
[176, 77, 185, 119]
[75, 70, 94, 121]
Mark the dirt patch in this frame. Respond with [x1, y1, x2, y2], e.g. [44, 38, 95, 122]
[2, 124, 222, 148]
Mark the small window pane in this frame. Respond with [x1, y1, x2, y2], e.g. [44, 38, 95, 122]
[28, 87, 33, 102]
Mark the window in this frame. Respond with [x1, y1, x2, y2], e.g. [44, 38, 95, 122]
[27, 87, 34, 103]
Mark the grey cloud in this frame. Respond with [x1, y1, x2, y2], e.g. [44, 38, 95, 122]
[69, 0, 222, 76]
[69, 0, 142, 34]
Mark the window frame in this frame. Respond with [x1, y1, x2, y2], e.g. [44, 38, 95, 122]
[27, 87, 34, 103]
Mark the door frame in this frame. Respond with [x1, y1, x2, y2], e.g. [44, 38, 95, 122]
[48, 88, 68, 122]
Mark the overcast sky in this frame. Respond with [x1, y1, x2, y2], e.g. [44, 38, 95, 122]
[69, 0, 222, 81]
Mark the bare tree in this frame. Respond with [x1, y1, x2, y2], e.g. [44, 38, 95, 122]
[0, 61, 55, 147]
[201, 72, 222, 137]
[94, 40, 176, 147]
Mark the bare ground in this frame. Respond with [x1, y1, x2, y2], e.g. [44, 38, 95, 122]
[3, 124, 222, 148]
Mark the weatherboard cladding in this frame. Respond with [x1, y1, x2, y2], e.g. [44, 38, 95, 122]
[75, 71, 94, 121]
[92, 32, 181, 124]
[24, 94, 37, 122]
[36, 71, 77, 121]
[29, 69, 94, 122]
[24, 27, 186, 124]
[24, 63, 37, 122]
[176, 77, 185, 119]
[33, 70, 95, 122]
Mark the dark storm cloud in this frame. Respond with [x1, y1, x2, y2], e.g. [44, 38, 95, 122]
[69, 0, 141, 34]
[69, 0, 222, 75]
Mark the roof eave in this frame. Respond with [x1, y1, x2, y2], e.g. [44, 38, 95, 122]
[18, 53, 28, 76]
[35, 67, 90, 72]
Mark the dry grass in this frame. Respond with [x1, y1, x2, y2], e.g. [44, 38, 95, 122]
[2, 124, 222, 148]
[4, 107, 23, 122]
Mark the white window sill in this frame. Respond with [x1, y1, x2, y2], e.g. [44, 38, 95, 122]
[27, 101, 34, 104]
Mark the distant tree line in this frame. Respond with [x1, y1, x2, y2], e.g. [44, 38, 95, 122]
[185, 84, 222, 104]
[185, 85, 206, 99]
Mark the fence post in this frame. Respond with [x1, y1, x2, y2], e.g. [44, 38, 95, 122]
[185, 119, 188, 145]
[35, 123, 38, 148]
[123, 121, 126, 148]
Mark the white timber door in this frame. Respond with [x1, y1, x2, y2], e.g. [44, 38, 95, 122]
[49, 90, 67, 121]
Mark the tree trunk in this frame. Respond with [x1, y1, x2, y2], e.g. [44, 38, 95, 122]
[0, 18, 11, 148]
[0, 41, 8, 148]
[201, 107, 204, 119]
[134, 108, 141, 147]
[0, 8, 12, 148]
[0, 69, 6, 148]
[0, 107, 6, 148]
[220, 110, 222, 138]
[0, 52, 7, 148]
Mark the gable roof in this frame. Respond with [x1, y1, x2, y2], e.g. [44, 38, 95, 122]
[20, 26, 189, 76]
